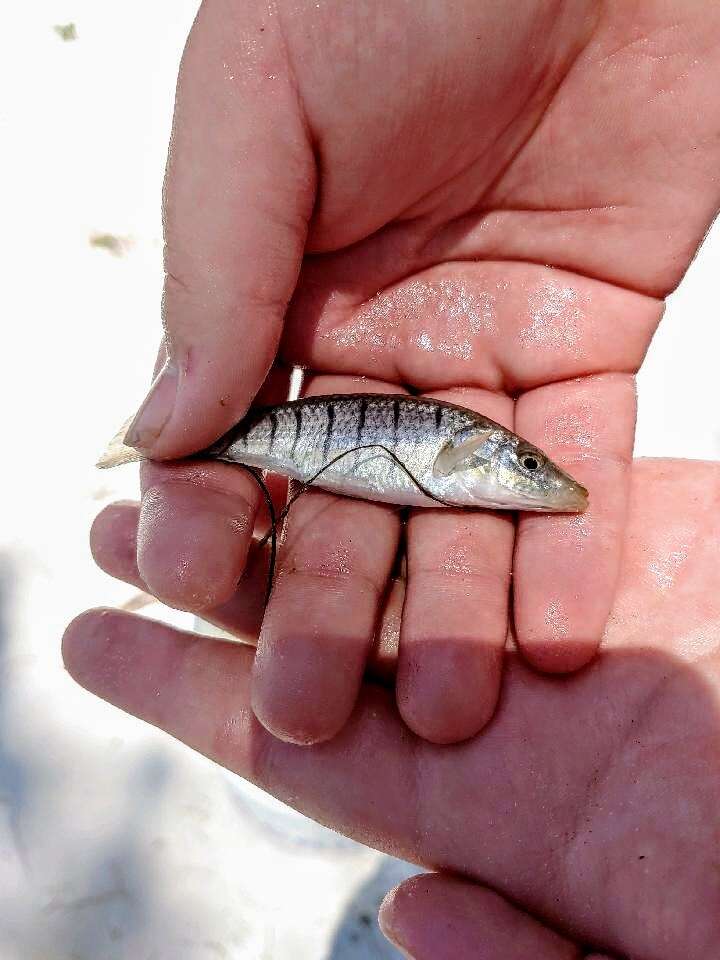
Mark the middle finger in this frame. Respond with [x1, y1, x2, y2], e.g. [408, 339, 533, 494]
[398, 387, 515, 743]
[250, 375, 402, 744]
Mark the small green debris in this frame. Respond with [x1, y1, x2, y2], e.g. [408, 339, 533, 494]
[53, 23, 78, 42]
[89, 233, 129, 257]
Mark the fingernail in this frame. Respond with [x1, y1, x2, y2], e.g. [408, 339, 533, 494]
[124, 359, 178, 452]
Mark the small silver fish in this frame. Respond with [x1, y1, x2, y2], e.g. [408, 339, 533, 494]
[99, 394, 588, 513]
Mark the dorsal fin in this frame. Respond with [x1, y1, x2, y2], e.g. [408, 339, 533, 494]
[433, 427, 493, 478]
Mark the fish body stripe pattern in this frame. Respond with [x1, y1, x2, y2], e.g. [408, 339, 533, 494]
[216, 394, 495, 509]
[98, 393, 588, 513]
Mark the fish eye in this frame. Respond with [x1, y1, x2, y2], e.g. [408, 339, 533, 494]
[518, 450, 542, 472]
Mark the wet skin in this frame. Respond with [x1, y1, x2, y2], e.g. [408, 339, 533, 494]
[109, 1, 720, 743]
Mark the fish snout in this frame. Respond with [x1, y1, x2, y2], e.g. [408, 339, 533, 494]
[555, 479, 589, 513]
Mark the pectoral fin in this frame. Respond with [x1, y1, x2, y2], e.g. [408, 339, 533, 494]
[433, 428, 492, 478]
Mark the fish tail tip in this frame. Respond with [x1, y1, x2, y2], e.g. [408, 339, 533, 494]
[96, 417, 145, 469]
[95, 446, 144, 469]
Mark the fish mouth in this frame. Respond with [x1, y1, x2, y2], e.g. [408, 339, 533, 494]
[549, 481, 589, 513]
[502, 481, 589, 513]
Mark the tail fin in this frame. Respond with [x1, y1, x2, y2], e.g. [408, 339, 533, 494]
[96, 417, 145, 469]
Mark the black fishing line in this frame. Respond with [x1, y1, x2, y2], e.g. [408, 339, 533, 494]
[286, 442, 457, 515]
[238, 445, 465, 603]
[257, 443, 462, 552]
[232, 465, 278, 606]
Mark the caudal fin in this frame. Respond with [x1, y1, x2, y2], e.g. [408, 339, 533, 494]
[96, 417, 145, 469]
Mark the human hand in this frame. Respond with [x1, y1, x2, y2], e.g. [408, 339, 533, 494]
[120, 0, 720, 743]
[377, 873, 615, 959]
[67, 458, 720, 957]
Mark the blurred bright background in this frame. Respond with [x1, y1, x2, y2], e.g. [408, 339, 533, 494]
[1, 2, 718, 958]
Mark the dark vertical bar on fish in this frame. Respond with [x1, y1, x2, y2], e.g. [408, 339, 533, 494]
[268, 410, 277, 453]
[392, 397, 401, 449]
[324, 401, 335, 461]
[357, 397, 367, 448]
[290, 406, 302, 460]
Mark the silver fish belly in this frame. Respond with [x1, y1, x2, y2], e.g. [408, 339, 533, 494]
[207, 394, 588, 513]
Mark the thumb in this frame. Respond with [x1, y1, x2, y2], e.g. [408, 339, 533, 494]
[125, 0, 315, 458]
[378, 874, 586, 960]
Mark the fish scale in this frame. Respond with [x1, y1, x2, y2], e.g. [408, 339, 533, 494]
[98, 393, 588, 513]
[219, 394, 471, 504]
[207, 394, 582, 511]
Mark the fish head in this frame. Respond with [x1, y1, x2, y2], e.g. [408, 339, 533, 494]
[486, 434, 588, 512]
[434, 427, 588, 513]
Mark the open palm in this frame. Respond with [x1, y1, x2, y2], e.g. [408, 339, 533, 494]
[69, 459, 720, 957]
[123, 0, 720, 743]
